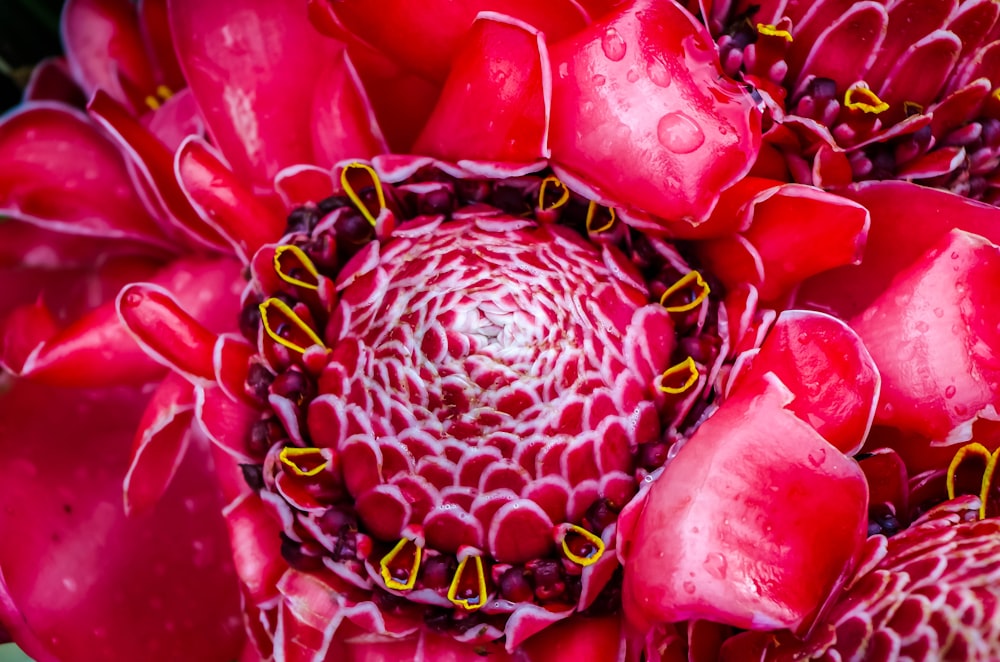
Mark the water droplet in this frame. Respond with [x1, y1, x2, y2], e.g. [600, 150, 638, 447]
[944, 385, 957, 398]
[592, 74, 607, 86]
[934, 307, 945, 318]
[807, 447, 827, 467]
[657, 112, 706, 154]
[558, 62, 569, 78]
[954, 403, 969, 416]
[601, 28, 627, 61]
[62, 577, 78, 592]
[683, 580, 697, 594]
[647, 58, 671, 87]
[915, 320, 930, 333]
[626, 68, 640, 83]
[703, 552, 728, 579]
[951, 251, 960, 259]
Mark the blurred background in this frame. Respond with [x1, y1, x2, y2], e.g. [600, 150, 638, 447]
[2, 0, 68, 658]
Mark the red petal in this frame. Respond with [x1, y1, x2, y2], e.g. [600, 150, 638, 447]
[137, 0, 186, 92]
[224, 493, 287, 605]
[123, 373, 196, 515]
[730, 310, 880, 454]
[23, 57, 87, 107]
[548, 0, 760, 224]
[864, 0, 956, 91]
[0, 104, 169, 247]
[622, 374, 868, 633]
[879, 30, 961, 124]
[61, 0, 155, 110]
[849, 229, 1000, 443]
[0, 381, 243, 661]
[415, 13, 549, 166]
[169, 0, 356, 186]
[791, 2, 888, 97]
[326, 0, 588, 82]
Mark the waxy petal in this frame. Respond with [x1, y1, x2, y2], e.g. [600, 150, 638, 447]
[169, 0, 359, 186]
[879, 29, 962, 124]
[0, 382, 243, 661]
[850, 229, 1000, 443]
[24, 57, 87, 107]
[864, 0, 957, 91]
[415, 13, 550, 165]
[0, 104, 169, 247]
[622, 375, 868, 633]
[792, 2, 888, 97]
[548, 0, 760, 224]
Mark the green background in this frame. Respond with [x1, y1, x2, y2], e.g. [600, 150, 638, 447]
[0, 645, 31, 662]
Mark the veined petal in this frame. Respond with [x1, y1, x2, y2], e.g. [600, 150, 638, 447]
[415, 13, 551, 165]
[849, 229, 1000, 443]
[0, 103, 170, 247]
[0, 381, 243, 661]
[621, 374, 868, 634]
[169, 0, 349, 186]
[548, 0, 761, 224]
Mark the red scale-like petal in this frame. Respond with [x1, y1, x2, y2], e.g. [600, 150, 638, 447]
[864, 0, 955, 91]
[548, 0, 760, 224]
[792, 2, 887, 97]
[879, 30, 961, 125]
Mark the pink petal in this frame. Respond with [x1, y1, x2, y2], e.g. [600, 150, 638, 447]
[864, 0, 956, 91]
[0, 103, 169, 247]
[123, 373, 196, 515]
[795, 181, 1000, 319]
[548, 0, 760, 224]
[169, 0, 364, 186]
[878, 29, 961, 124]
[696, 184, 869, 303]
[729, 310, 880, 455]
[137, 0, 186, 92]
[61, 0, 156, 110]
[946, 0, 1000, 65]
[0, 381, 243, 661]
[849, 229, 1000, 443]
[224, 493, 287, 605]
[326, 0, 588, 82]
[621, 374, 868, 633]
[791, 2, 888, 97]
[414, 13, 550, 165]
[516, 615, 625, 661]
[175, 137, 288, 260]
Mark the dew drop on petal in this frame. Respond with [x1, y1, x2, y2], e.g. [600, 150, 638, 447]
[683, 580, 697, 594]
[627, 69, 639, 83]
[601, 27, 627, 61]
[915, 320, 930, 333]
[647, 58, 671, 87]
[657, 112, 706, 154]
[934, 308, 945, 318]
[592, 74, 607, 86]
[703, 552, 727, 579]
[807, 447, 827, 468]
[944, 385, 957, 399]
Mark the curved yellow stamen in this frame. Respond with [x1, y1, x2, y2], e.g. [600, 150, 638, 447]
[756, 23, 793, 42]
[156, 84, 174, 101]
[844, 84, 889, 114]
[340, 162, 386, 228]
[560, 524, 606, 567]
[538, 176, 571, 211]
[380, 537, 423, 591]
[586, 201, 617, 234]
[658, 357, 699, 395]
[273, 245, 321, 291]
[993, 88, 1000, 103]
[947, 443, 999, 520]
[279, 447, 329, 477]
[259, 298, 327, 355]
[903, 101, 924, 117]
[447, 554, 487, 611]
[660, 271, 711, 313]
[144, 95, 161, 111]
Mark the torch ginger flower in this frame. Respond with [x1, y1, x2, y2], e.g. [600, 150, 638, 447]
[1, 0, 1000, 660]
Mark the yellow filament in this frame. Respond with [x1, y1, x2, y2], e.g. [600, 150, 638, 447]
[946, 442, 999, 520]
[844, 85, 889, 114]
[259, 298, 326, 355]
[756, 23, 793, 42]
[447, 555, 487, 611]
[538, 176, 570, 211]
[340, 162, 386, 228]
[659, 271, 711, 313]
[380, 538, 423, 591]
[560, 524, 606, 567]
[156, 84, 173, 101]
[586, 201, 617, 234]
[279, 447, 329, 477]
[658, 357, 699, 395]
[144, 95, 161, 111]
[273, 245, 321, 291]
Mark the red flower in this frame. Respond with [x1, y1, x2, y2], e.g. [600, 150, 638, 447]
[1, 0, 999, 660]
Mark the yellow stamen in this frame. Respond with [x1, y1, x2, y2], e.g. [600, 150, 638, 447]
[946, 442, 999, 520]
[259, 298, 327, 355]
[447, 554, 487, 611]
[538, 176, 570, 211]
[756, 23, 793, 42]
[156, 84, 174, 101]
[560, 524, 606, 567]
[844, 84, 889, 114]
[903, 101, 924, 117]
[660, 271, 711, 313]
[993, 87, 1000, 104]
[380, 537, 423, 591]
[144, 95, 161, 111]
[273, 245, 321, 291]
[658, 357, 699, 395]
[340, 162, 386, 228]
[586, 201, 617, 234]
[279, 447, 329, 477]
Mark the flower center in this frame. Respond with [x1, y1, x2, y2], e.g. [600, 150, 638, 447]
[240, 162, 723, 643]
